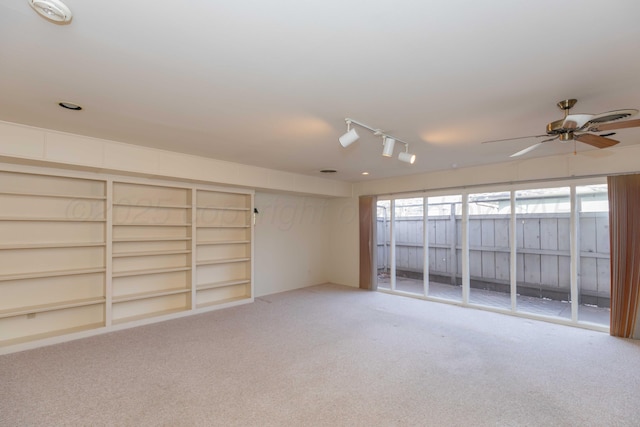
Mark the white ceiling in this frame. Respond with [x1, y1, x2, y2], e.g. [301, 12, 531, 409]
[1, 0, 640, 182]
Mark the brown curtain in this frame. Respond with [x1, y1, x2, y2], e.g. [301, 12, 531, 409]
[608, 174, 640, 338]
[359, 196, 376, 290]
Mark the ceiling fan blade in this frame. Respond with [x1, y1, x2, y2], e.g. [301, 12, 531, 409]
[509, 142, 544, 157]
[588, 118, 640, 132]
[574, 133, 619, 149]
[587, 109, 638, 125]
[562, 114, 593, 130]
[480, 134, 548, 144]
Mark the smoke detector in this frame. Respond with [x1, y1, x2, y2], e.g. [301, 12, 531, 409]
[28, 0, 73, 23]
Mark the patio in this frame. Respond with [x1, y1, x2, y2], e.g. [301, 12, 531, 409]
[377, 276, 610, 327]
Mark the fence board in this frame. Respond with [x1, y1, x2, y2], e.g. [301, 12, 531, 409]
[596, 215, 609, 254]
[523, 219, 541, 249]
[558, 218, 570, 251]
[580, 257, 598, 292]
[482, 220, 495, 247]
[494, 218, 510, 247]
[523, 253, 541, 284]
[469, 219, 481, 248]
[540, 218, 558, 250]
[482, 251, 496, 279]
[541, 254, 558, 287]
[596, 258, 610, 294]
[581, 217, 597, 253]
[516, 253, 524, 282]
[559, 255, 570, 288]
[495, 252, 510, 281]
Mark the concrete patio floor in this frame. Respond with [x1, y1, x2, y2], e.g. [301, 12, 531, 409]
[378, 276, 610, 327]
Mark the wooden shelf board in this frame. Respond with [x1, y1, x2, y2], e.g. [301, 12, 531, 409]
[112, 249, 191, 258]
[112, 266, 191, 278]
[196, 206, 250, 211]
[196, 240, 250, 246]
[195, 225, 250, 229]
[113, 237, 192, 242]
[0, 297, 105, 319]
[0, 191, 106, 200]
[112, 307, 188, 325]
[196, 295, 250, 309]
[0, 242, 105, 250]
[196, 257, 250, 266]
[113, 202, 192, 209]
[0, 217, 106, 222]
[0, 267, 105, 282]
[197, 279, 250, 291]
[113, 288, 191, 303]
[113, 223, 191, 227]
[0, 322, 105, 347]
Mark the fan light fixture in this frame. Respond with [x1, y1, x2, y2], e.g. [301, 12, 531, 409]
[28, 0, 72, 23]
[338, 118, 416, 165]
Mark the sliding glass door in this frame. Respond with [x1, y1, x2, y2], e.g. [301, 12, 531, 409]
[576, 184, 610, 326]
[372, 178, 610, 332]
[426, 195, 463, 302]
[393, 198, 425, 296]
[467, 192, 512, 310]
[515, 187, 572, 319]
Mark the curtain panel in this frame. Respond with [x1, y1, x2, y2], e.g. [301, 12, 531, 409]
[359, 196, 376, 290]
[608, 174, 640, 338]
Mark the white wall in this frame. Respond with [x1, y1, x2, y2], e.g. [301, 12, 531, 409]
[0, 120, 351, 198]
[327, 196, 360, 288]
[253, 192, 331, 296]
[328, 144, 640, 290]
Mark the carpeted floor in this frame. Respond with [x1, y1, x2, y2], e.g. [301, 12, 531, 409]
[1, 283, 639, 426]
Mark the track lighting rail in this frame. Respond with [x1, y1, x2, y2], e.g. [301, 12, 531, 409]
[339, 118, 416, 164]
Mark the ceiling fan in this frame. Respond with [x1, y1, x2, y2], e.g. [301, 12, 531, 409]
[482, 99, 640, 157]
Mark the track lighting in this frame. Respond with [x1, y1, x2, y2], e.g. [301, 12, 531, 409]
[382, 137, 395, 157]
[339, 121, 360, 147]
[398, 149, 416, 164]
[338, 118, 416, 165]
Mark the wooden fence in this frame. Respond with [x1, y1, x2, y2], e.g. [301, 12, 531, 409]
[377, 212, 610, 305]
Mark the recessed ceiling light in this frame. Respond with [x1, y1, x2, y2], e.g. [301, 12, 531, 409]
[58, 101, 82, 111]
[320, 169, 337, 174]
[28, 0, 73, 23]
[362, 172, 369, 175]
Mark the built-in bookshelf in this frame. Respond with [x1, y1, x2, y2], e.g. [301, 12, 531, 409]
[111, 182, 193, 324]
[0, 166, 254, 354]
[0, 170, 107, 346]
[195, 190, 252, 308]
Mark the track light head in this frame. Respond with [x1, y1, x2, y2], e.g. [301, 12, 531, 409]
[382, 136, 395, 157]
[398, 150, 416, 164]
[339, 121, 360, 147]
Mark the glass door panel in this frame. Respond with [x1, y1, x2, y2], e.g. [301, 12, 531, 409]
[376, 200, 391, 290]
[577, 184, 610, 326]
[427, 195, 462, 301]
[394, 197, 425, 296]
[468, 192, 512, 310]
[515, 187, 571, 319]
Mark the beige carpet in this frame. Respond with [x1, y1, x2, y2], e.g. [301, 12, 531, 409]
[1, 283, 639, 426]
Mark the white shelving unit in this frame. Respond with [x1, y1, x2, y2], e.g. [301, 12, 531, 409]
[111, 182, 193, 324]
[0, 166, 254, 353]
[0, 171, 107, 346]
[195, 190, 253, 308]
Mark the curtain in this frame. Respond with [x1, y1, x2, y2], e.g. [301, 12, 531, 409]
[607, 174, 640, 338]
[359, 196, 376, 290]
